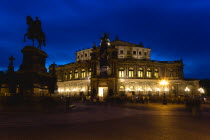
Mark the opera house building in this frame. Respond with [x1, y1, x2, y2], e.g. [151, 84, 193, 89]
[55, 34, 201, 98]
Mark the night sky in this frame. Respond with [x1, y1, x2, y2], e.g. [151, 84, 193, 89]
[0, 0, 209, 79]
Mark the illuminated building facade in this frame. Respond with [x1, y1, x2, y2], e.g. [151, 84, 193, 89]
[55, 34, 201, 98]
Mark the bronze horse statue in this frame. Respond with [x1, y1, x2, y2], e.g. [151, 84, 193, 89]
[24, 16, 46, 49]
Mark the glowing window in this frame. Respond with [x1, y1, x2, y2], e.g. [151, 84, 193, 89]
[130, 86, 134, 91]
[119, 86, 125, 91]
[119, 68, 124, 77]
[69, 71, 72, 79]
[81, 69, 86, 78]
[146, 68, 152, 78]
[75, 70, 78, 79]
[98, 87, 103, 97]
[65, 73, 68, 80]
[128, 68, 134, 77]
[89, 68, 92, 77]
[138, 68, 143, 77]
[137, 86, 144, 91]
[154, 69, 159, 78]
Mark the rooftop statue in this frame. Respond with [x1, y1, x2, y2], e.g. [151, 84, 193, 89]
[24, 16, 46, 49]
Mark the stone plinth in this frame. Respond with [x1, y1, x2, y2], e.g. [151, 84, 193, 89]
[18, 46, 48, 73]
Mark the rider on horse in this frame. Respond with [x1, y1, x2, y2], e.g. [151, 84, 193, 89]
[24, 16, 46, 49]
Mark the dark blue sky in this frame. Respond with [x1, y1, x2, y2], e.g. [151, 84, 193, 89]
[0, 0, 209, 79]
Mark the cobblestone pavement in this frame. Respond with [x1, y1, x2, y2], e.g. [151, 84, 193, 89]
[0, 103, 210, 140]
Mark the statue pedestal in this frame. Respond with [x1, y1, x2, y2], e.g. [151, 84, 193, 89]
[18, 46, 47, 73]
[15, 46, 56, 95]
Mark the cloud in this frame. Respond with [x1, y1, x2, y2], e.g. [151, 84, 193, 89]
[0, 0, 209, 79]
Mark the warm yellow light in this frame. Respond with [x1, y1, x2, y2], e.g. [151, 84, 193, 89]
[126, 88, 130, 91]
[137, 88, 144, 91]
[147, 88, 152, 91]
[99, 87, 103, 97]
[72, 89, 77, 92]
[185, 87, 190, 92]
[198, 88, 205, 93]
[164, 88, 169, 92]
[160, 80, 169, 86]
[65, 89, 70, 92]
[156, 88, 160, 91]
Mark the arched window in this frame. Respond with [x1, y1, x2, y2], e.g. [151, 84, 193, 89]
[119, 86, 125, 91]
[169, 69, 173, 77]
[146, 68, 152, 78]
[64, 73, 68, 80]
[69, 71, 72, 79]
[81, 69, 86, 78]
[130, 86, 134, 91]
[138, 68, 143, 78]
[137, 86, 144, 91]
[89, 68, 91, 77]
[154, 69, 159, 78]
[119, 67, 124, 77]
[75, 70, 78, 79]
[128, 67, 134, 77]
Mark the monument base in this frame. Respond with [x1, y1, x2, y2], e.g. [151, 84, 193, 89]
[8, 46, 57, 95]
[18, 46, 48, 73]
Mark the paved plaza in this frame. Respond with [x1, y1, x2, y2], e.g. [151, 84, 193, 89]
[0, 103, 210, 140]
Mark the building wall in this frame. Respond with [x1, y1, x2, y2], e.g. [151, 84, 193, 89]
[55, 38, 200, 98]
[117, 79, 199, 96]
[116, 46, 151, 60]
[57, 79, 90, 96]
[76, 49, 92, 62]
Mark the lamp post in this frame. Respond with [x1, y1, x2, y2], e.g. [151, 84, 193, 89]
[184, 87, 190, 96]
[72, 88, 77, 96]
[126, 88, 130, 96]
[160, 80, 169, 105]
[156, 88, 160, 96]
[198, 88, 205, 95]
[198, 88, 204, 94]
[137, 88, 144, 96]
[66, 89, 70, 97]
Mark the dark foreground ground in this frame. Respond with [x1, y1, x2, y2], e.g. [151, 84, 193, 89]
[0, 103, 210, 140]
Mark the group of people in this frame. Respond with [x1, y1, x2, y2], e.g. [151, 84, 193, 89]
[185, 97, 202, 117]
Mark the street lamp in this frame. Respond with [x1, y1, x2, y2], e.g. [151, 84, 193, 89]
[184, 87, 190, 96]
[159, 80, 169, 105]
[156, 88, 160, 96]
[65, 89, 70, 97]
[147, 87, 152, 97]
[160, 80, 169, 93]
[126, 88, 130, 93]
[72, 88, 77, 96]
[198, 88, 205, 94]
[137, 87, 144, 96]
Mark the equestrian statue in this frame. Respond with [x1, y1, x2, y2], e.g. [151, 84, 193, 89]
[24, 16, 46, 49]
